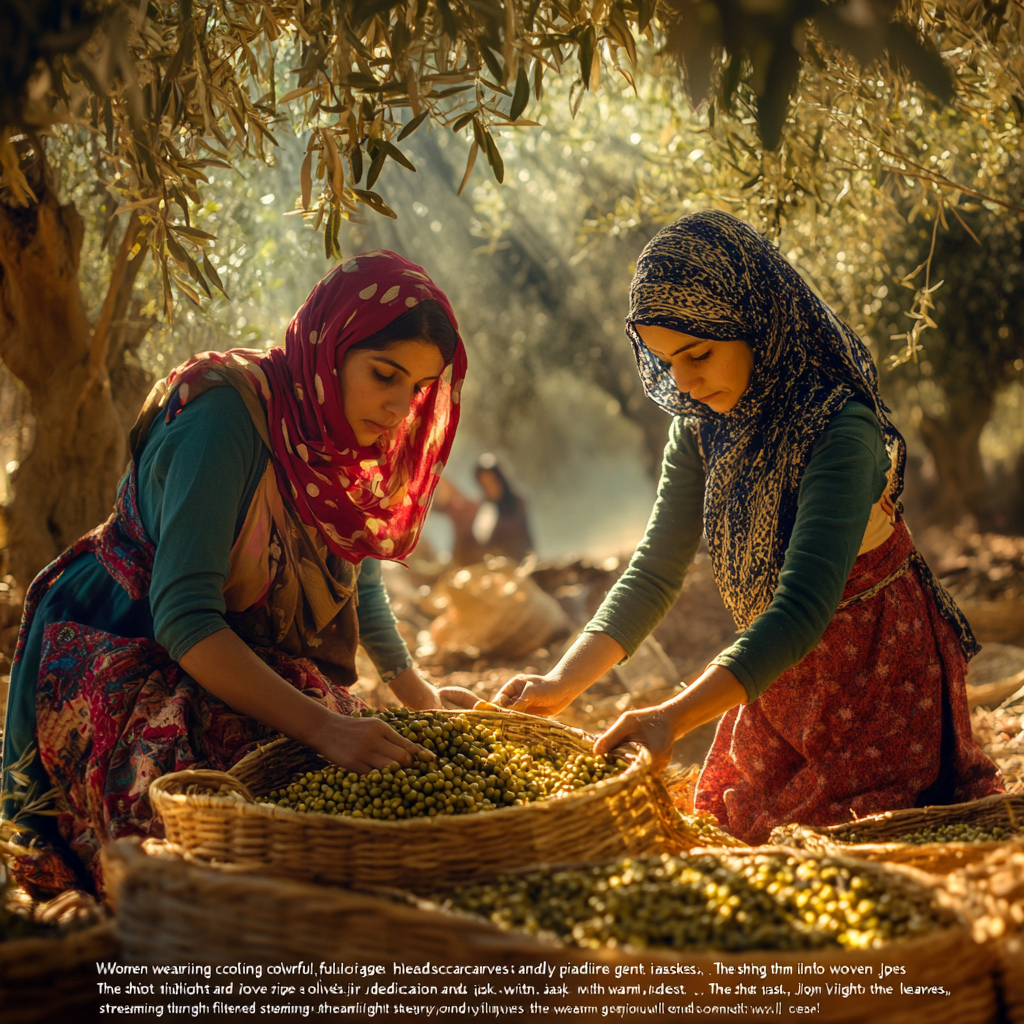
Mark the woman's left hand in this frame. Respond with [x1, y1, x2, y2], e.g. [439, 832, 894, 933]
[388, 667, 443, 710]
[437, 685, 479, 709]
[594, 706, 679, 773]
[595, 663, 747, 773]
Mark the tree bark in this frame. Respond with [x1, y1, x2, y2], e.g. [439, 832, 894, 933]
[918, 392, 994, 525]
[0, 152, 150, 588]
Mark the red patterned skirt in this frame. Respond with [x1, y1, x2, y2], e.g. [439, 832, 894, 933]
[694, 520, 1002, 845]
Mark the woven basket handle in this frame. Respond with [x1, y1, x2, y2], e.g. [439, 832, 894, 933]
[149, 768, 256, 807]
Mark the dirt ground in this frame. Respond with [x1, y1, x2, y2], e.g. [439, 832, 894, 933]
[916, 522, 1024, 646]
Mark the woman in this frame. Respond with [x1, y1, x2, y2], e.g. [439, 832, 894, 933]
[1, 251, 466, 893]
[497, 212, 1000, 845]
[431, 476, 484, 566]
[472, 454, 534, 563]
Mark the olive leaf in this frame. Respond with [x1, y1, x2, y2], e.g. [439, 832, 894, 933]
[457, 141, 479, 196]
[202, 253, 228, 299]
[365, 142, 388, 189]
[300, 149, 313, 209]
[351, 188, 398, 219]
[483, 130, 505, 184]
[510, 64, 530, 121]
[379, 139, 417, 173]
[397, 111, 429, 140]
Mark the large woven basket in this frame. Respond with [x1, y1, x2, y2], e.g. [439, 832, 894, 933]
[0, 919, 118, 1024]
[773, 792, 1024, 873]
[150, 708, 736, 891]
[107, 838, 995, 1024]
[944, 845, 1024, 1024]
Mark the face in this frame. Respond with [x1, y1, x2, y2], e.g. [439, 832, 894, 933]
[338, 338, 445, 447]
[477, 468, 504, 501]
[636, 324, 754, 414]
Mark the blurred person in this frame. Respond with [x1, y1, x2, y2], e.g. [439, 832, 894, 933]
[431, 476, 484, 566]
[1, 252, 466, 893]
[472, 453, 534, 563]
[497, 211, 1001, 844]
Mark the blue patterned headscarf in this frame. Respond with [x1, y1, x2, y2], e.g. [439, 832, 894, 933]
[628, 210, 976, 657]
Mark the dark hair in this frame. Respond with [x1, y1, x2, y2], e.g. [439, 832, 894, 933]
[475, 453, 519, 516]
[349, 299, 459, 364]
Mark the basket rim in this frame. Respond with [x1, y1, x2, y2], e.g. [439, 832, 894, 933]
[819, 793, 1024, 844]
[0, 918, 117, 965]
[149, 708, 654, 831]
[826, 837, 1024, 854]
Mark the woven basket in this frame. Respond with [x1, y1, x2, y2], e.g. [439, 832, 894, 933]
[107, 838, 995, 1024]
[0, 919, 118, 1024]
[773, 793, 1024, 874]
[150, 708, 738, 891]
[944, 845, 1024, 1023]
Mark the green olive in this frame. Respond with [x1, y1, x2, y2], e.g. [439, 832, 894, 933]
[254, 708, 639, 820]
[844, 821, 1023, 846]
[440, 852, 949, 953]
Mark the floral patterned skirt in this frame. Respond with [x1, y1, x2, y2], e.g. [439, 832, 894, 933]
[695, 520, 1002, 845]
[12, 623, 363, 896]
[3, 464, 367, 897]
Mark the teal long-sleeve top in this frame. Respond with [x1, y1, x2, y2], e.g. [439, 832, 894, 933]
[137, 384, 414, 680]
[585, 401, 891, 701]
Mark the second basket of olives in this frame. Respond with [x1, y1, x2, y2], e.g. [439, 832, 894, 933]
[108, 839, 997, 1024]
[771, 792, 1024, 874]
[149, 706, 739, 891]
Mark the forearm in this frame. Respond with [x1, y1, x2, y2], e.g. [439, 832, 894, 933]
[178, 627, 333, 748]
[355, 558, 414, 684]
[659, 663, 747, 738]
[593, 662, 746, 767]
[494, 630, 627, 717]
[553, 631, 627, 698]
[388, 666, 441, 710]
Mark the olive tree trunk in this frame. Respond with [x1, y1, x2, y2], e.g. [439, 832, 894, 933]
[918, 392, 994, 525]
[0, 151, 153, 591]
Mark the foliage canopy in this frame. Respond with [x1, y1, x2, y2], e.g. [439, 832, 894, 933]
[2, 0, 1005, 319]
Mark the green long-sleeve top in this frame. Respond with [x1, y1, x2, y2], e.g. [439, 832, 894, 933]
[585, 401, 891, 701]
[137, 384, 414, 680]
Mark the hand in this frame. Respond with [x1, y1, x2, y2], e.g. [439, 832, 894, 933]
[309, 712, 431, 774]
[593, 663, 747, 773]
[438, 685, 479, 709]
[495, 631, 627, 717]
[388, 667, 442, 710]
[178, 631, 437, 774]
[494, 673, 581, 717]
[594, 705, 678, 773]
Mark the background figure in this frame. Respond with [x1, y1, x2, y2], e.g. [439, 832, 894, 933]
[473, 454, 534, 564]
[431, 477, 483, 566]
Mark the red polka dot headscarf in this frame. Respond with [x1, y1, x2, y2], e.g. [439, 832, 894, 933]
[168, 251, 466, 563]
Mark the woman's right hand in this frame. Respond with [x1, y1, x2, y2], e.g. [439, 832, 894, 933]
[494, 674, 580, 717]
[181, 630, 434, 775]
[309, 712, 430, 774]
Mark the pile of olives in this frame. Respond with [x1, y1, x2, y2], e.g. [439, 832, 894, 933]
[440, 852, 948, 952]
[255, 709, 629, 820]
[846, 822, 1024, 846]
[689, 814, 734, 842]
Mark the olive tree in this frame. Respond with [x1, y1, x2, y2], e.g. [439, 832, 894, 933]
[0, 0, 1006, 583]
